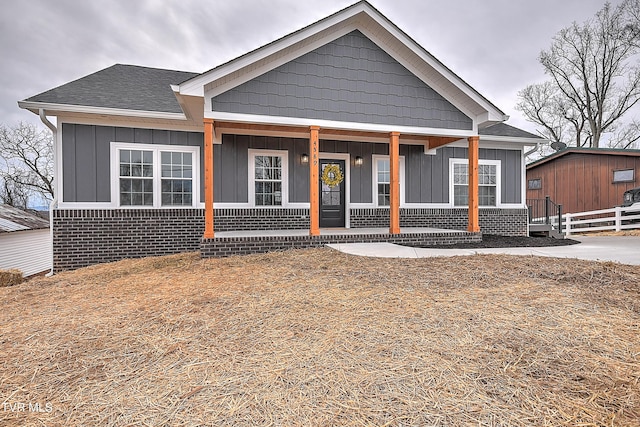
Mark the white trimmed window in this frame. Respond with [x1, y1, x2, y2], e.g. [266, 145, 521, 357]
[111, 142, 199, 208]
[249, 149, 288, 207]
[450, 159, 501, 207]
[372, 155, 405, 207]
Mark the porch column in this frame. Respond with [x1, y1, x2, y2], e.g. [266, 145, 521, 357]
[389, 131, 401, 234]
[203, 119, 215, 239]
[467, 135, 480, 232]
[309, 126, 320, 236]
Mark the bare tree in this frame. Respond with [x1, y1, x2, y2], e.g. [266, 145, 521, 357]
[607, 120, 640, 148]
[0, 175, 30, 209]
[517, 1, 640, 152]
[516, 81, 586, 147]
[0, 122, 54, 207]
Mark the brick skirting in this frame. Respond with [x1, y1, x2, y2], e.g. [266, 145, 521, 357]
[351, 208, 528, 236]
[52, 207, 525, 270]
[214, 208, 309, 231]
[52, 208, 205, 271]
[201, 231, 481, 258]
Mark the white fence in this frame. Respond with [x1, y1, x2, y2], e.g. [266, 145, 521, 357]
[564, 205, 640, 235]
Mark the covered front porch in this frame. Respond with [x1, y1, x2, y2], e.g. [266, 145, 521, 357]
[199, 120, 483, 257]
[201, 226, 481, 258]
[198, 123, 484, 258]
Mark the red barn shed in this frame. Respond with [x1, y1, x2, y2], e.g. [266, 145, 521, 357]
[526, 148, 640, 214]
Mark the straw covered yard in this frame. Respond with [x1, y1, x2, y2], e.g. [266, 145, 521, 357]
[1, 248, 639, 426]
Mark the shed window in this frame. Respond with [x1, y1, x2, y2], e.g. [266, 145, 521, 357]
[613, 169, 634, 183]
[528, 178, 542, 190]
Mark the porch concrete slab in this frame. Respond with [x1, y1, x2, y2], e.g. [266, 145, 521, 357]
[328, 236, 640, 265]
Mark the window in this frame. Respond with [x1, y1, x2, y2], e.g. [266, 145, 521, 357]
[161, 152, 193, 206]
[119, 149, 154, 206]
[528, 178, 542, 190]
[249, 150, 288, 207]
[613, 169, 634, 183]
[372, 155, 405, 207]
[112, 143, 199, 208]
[377, 159, 390, 206]
[450, 159, 500, 207]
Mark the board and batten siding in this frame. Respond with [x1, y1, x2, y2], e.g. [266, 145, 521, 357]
[61, 125, 522, 205]
[0, 229, 51, 276]
[404, 145, 522, 205]
[211, 30, 472, 130]
[61, 124, 205, 203]
[218, 135, 522, 205]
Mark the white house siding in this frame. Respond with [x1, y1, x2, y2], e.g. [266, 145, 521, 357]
[0, 228, 51, 276]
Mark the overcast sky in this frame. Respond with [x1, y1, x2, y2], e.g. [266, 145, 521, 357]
[0, 0, 619, 134]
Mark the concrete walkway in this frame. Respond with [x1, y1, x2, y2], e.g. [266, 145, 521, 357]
[327, 236, 640, 265]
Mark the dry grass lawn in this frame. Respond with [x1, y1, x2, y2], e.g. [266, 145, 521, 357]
[1, 248, 639, 426]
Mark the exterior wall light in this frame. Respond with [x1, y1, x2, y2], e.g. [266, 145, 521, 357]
[301, 153, 309, 164]
[355, 156, 363, 166]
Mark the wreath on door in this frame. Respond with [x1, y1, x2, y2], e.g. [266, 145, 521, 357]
[321, 164, 344, 188]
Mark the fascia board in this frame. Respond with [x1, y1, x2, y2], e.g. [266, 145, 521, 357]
[207, 110, 476, 138]
[480, 135, 547, 145]
[179, 4, 369, 97]
[447, 139, 531, 150]
[18, 101, 187, 121]
[206, 23, 357, 99]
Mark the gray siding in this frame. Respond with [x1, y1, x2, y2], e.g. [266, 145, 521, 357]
[217, 136, 521, 205]
[62, 125, 521, 206]
[61, 124, 204, 203]
[211, 31, 472, 130]
[218, 134, 309, 203]
[404, 146, 522, 204]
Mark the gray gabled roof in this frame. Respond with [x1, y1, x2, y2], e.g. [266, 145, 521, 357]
[183, 0, 506, 119]
[24, 64, 199, 114]
[479, 123, 542, 139]
[0, 204, 49, 233]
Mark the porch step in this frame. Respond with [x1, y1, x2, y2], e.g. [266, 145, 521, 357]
[529, 223, 565, 239]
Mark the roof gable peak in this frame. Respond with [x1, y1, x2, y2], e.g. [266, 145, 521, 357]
[178, 1, 506, 125]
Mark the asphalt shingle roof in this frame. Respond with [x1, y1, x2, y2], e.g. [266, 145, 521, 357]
[479, 123, 542, 139]
[24, 64, 199, 114]
[24, 64, 537, 140]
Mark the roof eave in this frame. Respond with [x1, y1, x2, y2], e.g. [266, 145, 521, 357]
[18, 100, 188, 121]
[480, 135, 547, 145]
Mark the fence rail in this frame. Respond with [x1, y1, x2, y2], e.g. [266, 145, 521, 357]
[564, 205, 640, 235]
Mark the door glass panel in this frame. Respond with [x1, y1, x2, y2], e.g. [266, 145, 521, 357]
[321, 163, 342, 206]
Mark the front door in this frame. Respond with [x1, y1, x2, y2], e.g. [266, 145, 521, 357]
[319, 159, 346, 228]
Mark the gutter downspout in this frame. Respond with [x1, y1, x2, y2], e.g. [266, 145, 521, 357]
[524, 141, 541, 158]
[39, 109, 57, 277]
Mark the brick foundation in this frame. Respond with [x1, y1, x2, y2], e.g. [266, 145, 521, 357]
[351, 208, 528, 236]
[52, 209, 205, 271]
[53, 206, 526, 271]
[214, 208, 309, 231]
[201, 231, 481, 258]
